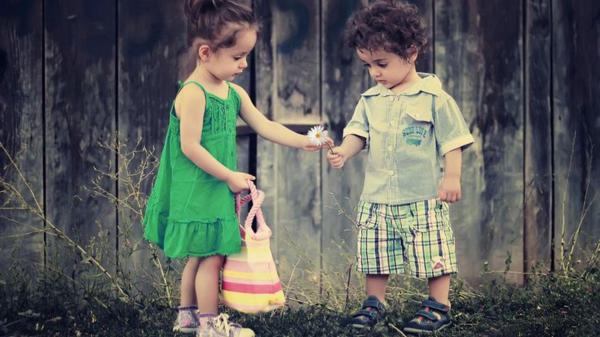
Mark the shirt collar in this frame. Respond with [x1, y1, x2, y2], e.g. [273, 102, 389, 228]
[361, 73, 443, 97]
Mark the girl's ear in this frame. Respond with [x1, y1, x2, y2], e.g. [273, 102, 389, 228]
[198, 44, 211, 62]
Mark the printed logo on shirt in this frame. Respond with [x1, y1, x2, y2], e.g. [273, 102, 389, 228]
[402, 126, 427, 146]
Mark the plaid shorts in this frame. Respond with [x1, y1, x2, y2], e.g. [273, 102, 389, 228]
[355, 199, 457, 279]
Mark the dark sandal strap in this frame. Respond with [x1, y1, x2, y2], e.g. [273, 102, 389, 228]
[415, 309, 440, 322]
[361, 297, 385, 312]
[174, 306, 198, 311]
[422, 299, 449, 313]
[353, 308, 379, 319]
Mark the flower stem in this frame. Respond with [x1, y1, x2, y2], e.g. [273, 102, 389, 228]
[326, 143, 336, 155]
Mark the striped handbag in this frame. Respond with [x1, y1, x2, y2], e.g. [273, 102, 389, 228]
[222, 180, 285, 313]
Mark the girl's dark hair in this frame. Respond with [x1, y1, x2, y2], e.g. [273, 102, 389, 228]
[344, 0, 428, 60]
[179, 0, 259, 78]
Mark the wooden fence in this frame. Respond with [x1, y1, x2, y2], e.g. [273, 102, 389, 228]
[1, 0, 599, 288]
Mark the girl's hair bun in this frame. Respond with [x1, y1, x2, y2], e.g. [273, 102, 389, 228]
[185, 0, 226, 20]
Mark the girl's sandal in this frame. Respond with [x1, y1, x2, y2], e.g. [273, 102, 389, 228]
[173, 306, 199, 333]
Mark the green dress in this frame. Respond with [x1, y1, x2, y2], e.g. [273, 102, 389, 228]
[143, 81, 242, 258]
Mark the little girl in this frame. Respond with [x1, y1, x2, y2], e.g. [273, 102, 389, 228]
[143, 1, 329, 336]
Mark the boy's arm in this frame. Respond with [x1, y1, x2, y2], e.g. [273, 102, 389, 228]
[233, 84, 326, 151]
[328, 96, 369, 168]
[177, 86, 254, 192]
[438, 148, 462, 203]
[327, 134, 365, 168]
[433, 95, 473, 202]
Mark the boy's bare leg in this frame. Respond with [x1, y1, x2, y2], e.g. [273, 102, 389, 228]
[366, 274, 389, 302]
[428, 274, 451, 306]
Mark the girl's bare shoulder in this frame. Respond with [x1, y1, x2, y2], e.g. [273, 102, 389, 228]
[174, 83, 206, 118]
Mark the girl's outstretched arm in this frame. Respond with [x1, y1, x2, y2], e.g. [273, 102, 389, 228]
[176, 85, 254, 193]
[232, 83, 329, 151]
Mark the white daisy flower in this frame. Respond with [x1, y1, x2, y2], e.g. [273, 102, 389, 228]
[307, 125, 329, 146]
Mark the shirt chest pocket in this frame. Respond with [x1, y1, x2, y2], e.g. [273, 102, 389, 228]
[398, 109, 433, 148]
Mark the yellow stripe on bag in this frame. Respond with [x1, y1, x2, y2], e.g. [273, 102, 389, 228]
[226, 252, 274, 262]
[222, 290, 285, 305]
[222, 270, 280, 281]
[237, 246, 272, 254]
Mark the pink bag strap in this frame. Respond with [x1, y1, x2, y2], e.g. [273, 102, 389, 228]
[235, 180, 268, 232]
[235, 192, 252, 215]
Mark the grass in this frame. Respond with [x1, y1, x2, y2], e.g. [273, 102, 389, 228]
[1, 264, 599, 337]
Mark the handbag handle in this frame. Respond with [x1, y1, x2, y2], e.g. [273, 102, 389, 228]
[235, 180, 270, 237]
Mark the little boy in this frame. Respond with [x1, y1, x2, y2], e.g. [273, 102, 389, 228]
[327, 1, 474, 334]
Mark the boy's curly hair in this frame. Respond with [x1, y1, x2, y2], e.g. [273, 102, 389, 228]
[344, 0, 428, 59]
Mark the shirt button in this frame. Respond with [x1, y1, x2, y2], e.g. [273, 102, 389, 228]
[389, 171, 395, 176]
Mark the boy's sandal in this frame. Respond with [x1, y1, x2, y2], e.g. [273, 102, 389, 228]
[403, 298, 452, 334]
[349, 295, 386, 329]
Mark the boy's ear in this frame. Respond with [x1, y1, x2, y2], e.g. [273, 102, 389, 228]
[408, 45, 418, 64]
[198, 44, 212, 62]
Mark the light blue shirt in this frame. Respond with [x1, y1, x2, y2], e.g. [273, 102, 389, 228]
[343, 73, 474, 204]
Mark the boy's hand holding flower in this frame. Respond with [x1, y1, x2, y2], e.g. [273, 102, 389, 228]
[326, 146, 347, 168]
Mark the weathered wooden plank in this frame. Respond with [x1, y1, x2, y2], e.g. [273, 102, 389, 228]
[320, 0, 368, 284]
[409, 0, 434, 72]
[118, 0, 184, 292]
[253, 0, 277, 264]
[435, 0, 524, 282]
[552, 0, 600, 272]
[254, 0, 323, 296]
[45, 0, 116, 276]
[524, 0, 552, 274]
[0, 0, 44, 273]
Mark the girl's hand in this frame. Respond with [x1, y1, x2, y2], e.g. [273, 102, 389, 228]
[438, 175, 461, 203]
[302, 135, 334, 152]
[225, 171, 255, 193]
[326, 146, 347, 168]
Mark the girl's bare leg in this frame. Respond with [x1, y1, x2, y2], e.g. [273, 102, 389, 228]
[180, 257, 201, 307]
[195, 255, 225, 326]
